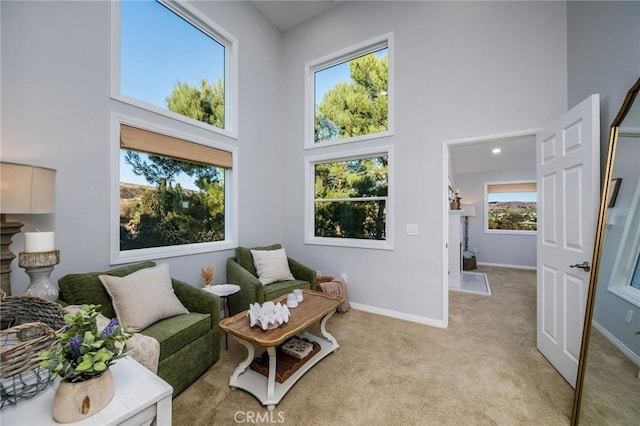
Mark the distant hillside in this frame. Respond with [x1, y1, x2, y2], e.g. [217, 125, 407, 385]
[120, 182, 155, 200]
[120, 182, 155, 217]
[488, 201, 536, 211]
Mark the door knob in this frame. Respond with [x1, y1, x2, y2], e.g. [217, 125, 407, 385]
[569, 261, 591, 272]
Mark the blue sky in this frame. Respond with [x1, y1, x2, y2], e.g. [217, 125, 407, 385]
[120, 0, 224, 108]
[314, 48, 388, 105]
[315, 62, 350, 105]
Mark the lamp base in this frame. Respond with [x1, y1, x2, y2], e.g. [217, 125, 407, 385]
[18, 250, 60, 301]
[1, 215, 24, 296]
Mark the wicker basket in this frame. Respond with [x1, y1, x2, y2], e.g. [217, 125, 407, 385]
[463, 256, 477, 271]
[0, 293, 65, 410]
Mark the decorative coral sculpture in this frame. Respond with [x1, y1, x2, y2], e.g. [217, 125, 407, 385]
[248, 301, 290, 330]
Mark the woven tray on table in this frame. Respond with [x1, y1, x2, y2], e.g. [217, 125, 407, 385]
[0, 294, 65, 410]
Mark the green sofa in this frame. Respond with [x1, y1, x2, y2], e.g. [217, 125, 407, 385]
[58, 262, 220, 396]
[227, 244, 317, 315]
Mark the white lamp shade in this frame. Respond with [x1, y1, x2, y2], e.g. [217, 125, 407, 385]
[1, 162, 56, 214]
[461, 204, 476, 217]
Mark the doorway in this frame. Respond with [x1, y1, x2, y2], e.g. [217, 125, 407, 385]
[442, 94, 600, 387]
[442, 129, 540, 328]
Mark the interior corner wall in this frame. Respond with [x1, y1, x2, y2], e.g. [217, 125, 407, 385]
[0, 0, 283, 294]
[279, 1, 567, 323]
[567, 1, 640, 356]
[453, 169, 537, 268]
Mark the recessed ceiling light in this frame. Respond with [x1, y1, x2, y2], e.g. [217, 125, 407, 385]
[492, 148, 501, 154]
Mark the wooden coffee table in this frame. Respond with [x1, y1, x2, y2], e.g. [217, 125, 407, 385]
[219, 290, 343, 411]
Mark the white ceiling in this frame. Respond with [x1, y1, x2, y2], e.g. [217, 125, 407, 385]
[450, 135, 537, 175]
[251, 1, 340, 31]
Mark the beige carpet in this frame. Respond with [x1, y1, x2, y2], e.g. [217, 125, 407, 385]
[173, 266, 573, 425]
[579, 327, 640, 425]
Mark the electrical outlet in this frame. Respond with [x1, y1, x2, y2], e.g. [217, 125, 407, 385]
[316, 270, 322, 277]
[626, 310, 634, 323]
[341, 273, 347, 282]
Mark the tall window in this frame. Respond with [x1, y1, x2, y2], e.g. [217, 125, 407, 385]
[485, 181, 537, 234]
[306, 148, 393, 250]
[119, 123, 229, 251]
[306, 33, 393, 148]
[110, 1, 237, 263]
[111, 119, 236, 264]
[112, 0, 237, 136]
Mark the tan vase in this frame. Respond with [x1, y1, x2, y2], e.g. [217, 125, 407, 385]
[52, 370, 114, 423]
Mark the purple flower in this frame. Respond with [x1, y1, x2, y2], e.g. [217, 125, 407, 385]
[69, 336, 82, 358]
[100, 317, 120, 338]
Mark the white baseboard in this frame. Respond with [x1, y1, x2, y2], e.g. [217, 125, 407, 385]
[349, 302, 445, 329]
[592, 320, 640, 367]
[476, 262, 536, 271]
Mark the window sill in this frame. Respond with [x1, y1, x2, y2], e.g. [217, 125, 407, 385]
[305, 236, 393, 251]
[111, 240, 235, 265]
[607, 286, 640, 309]
[305, 130, 393, 150]
[111, 94, 238, 140]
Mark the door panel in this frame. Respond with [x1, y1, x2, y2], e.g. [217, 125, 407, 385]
[542, 265, 558, 341]
[564, 166, 583, 251]
[541, 174, 558, 245]
[537, 94, 599, 388]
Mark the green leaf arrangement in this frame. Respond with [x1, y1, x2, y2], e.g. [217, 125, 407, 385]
[36, 304, 132, 383]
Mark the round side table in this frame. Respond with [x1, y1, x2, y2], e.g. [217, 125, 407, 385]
[202, 284, 240, 349]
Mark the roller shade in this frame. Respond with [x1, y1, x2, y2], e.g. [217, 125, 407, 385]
[120, 124, 232, 169]
[487, 182, 536, 193]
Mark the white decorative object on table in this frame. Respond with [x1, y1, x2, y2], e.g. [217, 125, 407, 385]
[293, 289, 304, 302]
[248, 301, 290, 330]
[286, 293, 298, 308]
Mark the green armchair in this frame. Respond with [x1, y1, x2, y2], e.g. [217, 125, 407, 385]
[227, 244, 317, 315]
[58, 262, 220, 396]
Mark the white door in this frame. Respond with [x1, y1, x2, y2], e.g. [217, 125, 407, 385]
[536, 94, 600, 388]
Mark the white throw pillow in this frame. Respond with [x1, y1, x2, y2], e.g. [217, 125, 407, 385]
[251, 248, 295, 285]
[99, 263, 189, 332]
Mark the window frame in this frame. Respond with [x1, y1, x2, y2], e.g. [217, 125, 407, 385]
[484, 180, 537, 236]
[607, 179, 640, 307]
[304, 32, 394, 150]
[305, 146, 394, 250]
[110, 0, 239, 139]
[110, 113, 238, 264]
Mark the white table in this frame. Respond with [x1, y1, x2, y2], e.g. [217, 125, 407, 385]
[219, 291, 342, 411]
[202, 284, 241, 349]
[1, 357, 173, 426]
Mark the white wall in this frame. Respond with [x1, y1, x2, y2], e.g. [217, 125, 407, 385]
[1, 0, 284, 294]
[567, 1, 640, 359]
[280, 1, 567, 324]
[1, 1, 574, 327]
[453, 168, 537, 268]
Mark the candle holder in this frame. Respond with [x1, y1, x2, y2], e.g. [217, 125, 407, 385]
[18, 250, 60, 301]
